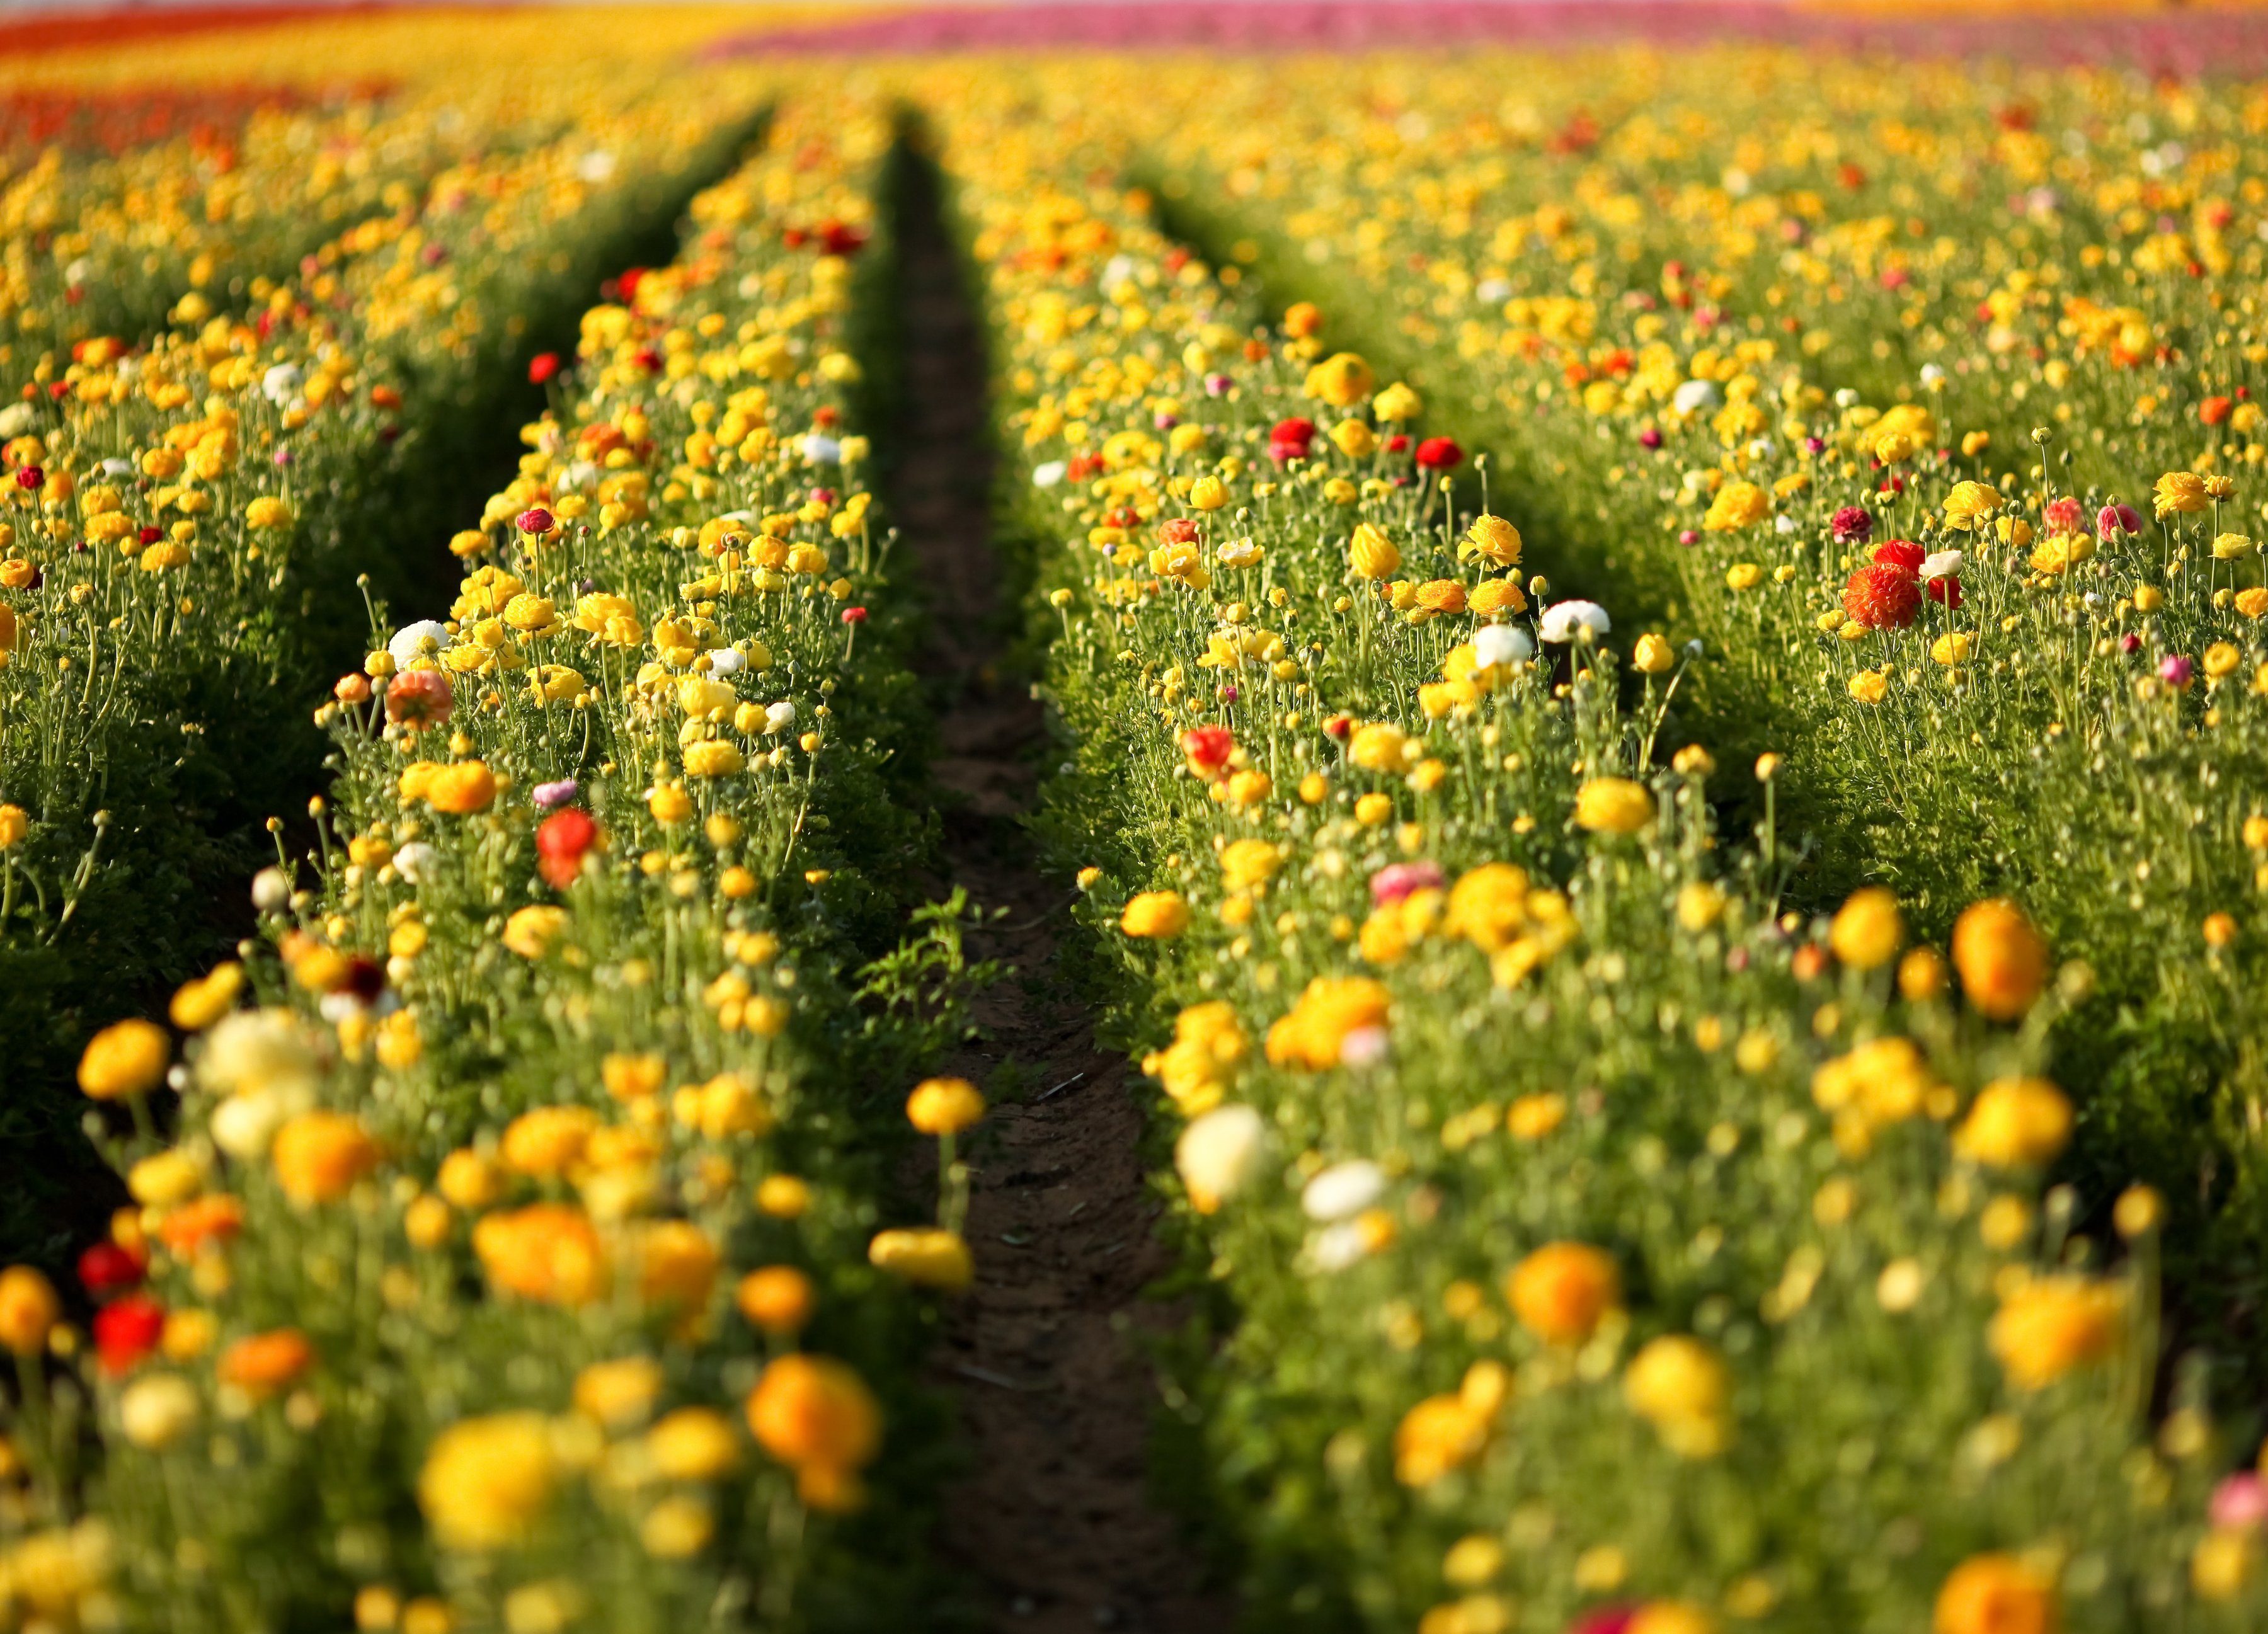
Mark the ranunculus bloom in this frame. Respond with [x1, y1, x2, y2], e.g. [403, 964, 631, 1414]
[385, 668, 455, 730]
[536, 808, 598, 888]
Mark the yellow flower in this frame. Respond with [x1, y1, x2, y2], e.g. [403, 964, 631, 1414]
[1574, 777, 1653, 835]
[169, 964, 244, 1031]
[1724, 562, 1762, 590]
[2153, 469, 2209, 518]
[1349, 522, 1401, 580]
[906, 1077, 985, 1135]
[1702, 480, 1768, 531]
[419, 1413, 558, 1551]
[1461, 514, 1522, 568]
[1371, 381, 1422, 422]
[867, 1227, 974, 1292]
[684, 740, 745, 778]
[1143, 1002, 1249, 1115]
[1264, 976, 1391, 1070]
[1829, 886, 1903, 969]
[1954, 1078, 2072, 1167]
[244, 496, 295, 530]
[1630, 633, 1675, 675]
[1941, 479, 2003, 530]
[1931, 632, 1974, 665]
[648, 784, 693, 825]
[647, 1407, 741, 1481]
[79, 1019, 169, 1099]
[502, 905, 567, 960]
[1121, 890, 1191, 939]
[0, 1265, 60, 1356]
[2212, 532, 2255, 561]
[1624, 1336, 1731, 1457]
[1303, 352, 1375, 408]
[425, 761, 497, 815]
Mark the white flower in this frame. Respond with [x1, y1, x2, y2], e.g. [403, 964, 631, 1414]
[211, 1091, 290, 1161]
[392, 842, 437, 884]
[801, 434, 842, 465]
[1032, 460, 1068, 489]
[0, 403, 33, 438]
[1671, 379, 1721, 415]
[118, 1374, 200, 1450]
[1101, 253, 1137, 291]
[1302, 1160, 1386, 1222]
[1175, 1106, 1267, 1211]
[261, 363, 302, 406]
[1834, 388, 1860, 409]
[559, 459, 600, 493]
[706, 648, 745, 676]
[1539, 600, 1611, 643]
[387, 620, 450, 666]
[197, 1009, 320, 1102]
[1919, 363, 1947, 386]
[250, 867, 290, 913]
[1922, 549, 1964, 580]
[1472, 624, 1534, 670]
[1475, 277, 1512, 304]
[1309, 1220, 1374, 1272]
[1773, 514, 1798, 535]
[575, 149, 617, 183]
[762, 700, 797, 734]
[101, 457, 134, 477]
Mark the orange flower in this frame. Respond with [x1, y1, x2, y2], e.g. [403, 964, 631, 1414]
[1951, 899, 2047, 1020]
[217, 1328, 314, 1395]
[1934, 1553, 2058, 1634]
[1507, 1242, 1621, 1344]
[158, 1194, 244, 1256]
[474, 1203, 605, 1306]
[747, 1354, 881, 1512]
[271, 1112, 381, 1206]
[736, 1266, 816, 1336]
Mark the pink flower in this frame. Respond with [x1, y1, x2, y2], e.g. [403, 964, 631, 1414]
[1370, 861, 1445, 907]
[2044, 496, 2085, 535]
[1830, 505, 1874, 544]
[517, 506, 556, 536]
[2097, 502, 2143, 539]
[2210, 1473, 2268, 1533]
[384, 668, 454, 730]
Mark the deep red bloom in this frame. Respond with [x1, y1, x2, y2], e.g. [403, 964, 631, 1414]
[137, 526, 161, 546]
[1384, 434, 1410, 454]
[1322, 714, 1353, 740]
[527, 351, 561, 385]
[1871, 539, 1925, 576]
[15, 465, 42, 491]
[1842, 565, 1922, 630]
[536, 808, 598, 889]
[515, 507, 554, 537]
[1830, 505, 1874, 544]
[1414, 436, 1464, 471]
[77, 1240, 146, 1300]
[94, 1294, 165, 1375]
[818, 220, 868, 256]
[841, 606, 868, 624]
[1179, 726, 1235, 774]
[1266, 416, 1315, 462]
[1928, 576, 1963, 609]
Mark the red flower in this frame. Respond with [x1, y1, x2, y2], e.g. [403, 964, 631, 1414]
[536, 808, 599, 890]
[1830, 505, 1874, 544]
[2202, 395, 2233, 426]
[1928, 576, 1963, 609]
[94, 1294, 165, 1375]
[1157, 517, 1200, 546]
[1871, 539, 1925, 576]
[515, 507, 554, 537]
[1384, 434, 1410, 454]
[15, 465, 43, 491]
[1179, 726, 1235, 775]
[77, 1240, 146, 1300]
[1841, 565, 1922, 629]
[819, 220, 868, 256]
[1414, 436, 1464, 471]
[528, 352, 561, 385]
[2044, 496, 2084, 535]
[1268, 416, 1316, 462]
[841, 606, 868, 625]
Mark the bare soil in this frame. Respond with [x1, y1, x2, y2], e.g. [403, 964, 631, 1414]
[887, 157, 1234, 1634]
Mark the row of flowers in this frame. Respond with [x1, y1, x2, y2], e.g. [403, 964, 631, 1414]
[0, 67, 771, 1270]
[1115, 48, 2268, 1369]
[0, 85, 980, 1634]
[911, 64, 2268, 1633]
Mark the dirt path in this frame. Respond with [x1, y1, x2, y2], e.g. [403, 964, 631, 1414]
[885, 154, 1235, 1634]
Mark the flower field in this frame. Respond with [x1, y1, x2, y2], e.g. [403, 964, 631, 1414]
[7, 7, 2268, 1633]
